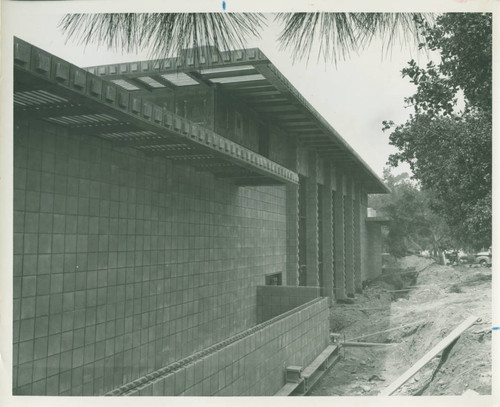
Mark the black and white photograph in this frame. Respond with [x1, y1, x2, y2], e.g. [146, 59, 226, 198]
[1, 1, 497, 405]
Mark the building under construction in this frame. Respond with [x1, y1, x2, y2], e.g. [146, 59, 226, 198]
[12, 37, 389, 396]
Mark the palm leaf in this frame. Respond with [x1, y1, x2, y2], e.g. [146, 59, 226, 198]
[275, 13, 433, 63]
[59, 13, 267, 65]
[60, 12, 433, 65]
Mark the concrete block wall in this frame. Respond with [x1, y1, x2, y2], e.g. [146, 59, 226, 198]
[13, 120, 288, 395]
[256, 286, 321, 323]
[124, 298, 329, 396]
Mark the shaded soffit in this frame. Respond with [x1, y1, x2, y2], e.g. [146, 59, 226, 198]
[13, 38, 298, 187]
[86, 47, 389, 194]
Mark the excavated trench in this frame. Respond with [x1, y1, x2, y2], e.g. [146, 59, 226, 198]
[310, 256, 492, 396]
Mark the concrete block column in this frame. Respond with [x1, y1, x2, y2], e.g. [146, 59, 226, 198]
[321, 164, 334, 304]
[333, 169, 346, 300]
[344, 175, 355, 297]
[305, 152, 319, 287]
[366, 222, 383, 280]
[353, 184, 362, 293]
[360, 192, 369, 283]
[286, 183, 299, 286]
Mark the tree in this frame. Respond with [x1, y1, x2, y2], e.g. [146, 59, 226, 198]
[385, 13, 491, 250]
[369, 169, 452, 258]
[59, 13, 429, 64]
[402, 13, 492, 117]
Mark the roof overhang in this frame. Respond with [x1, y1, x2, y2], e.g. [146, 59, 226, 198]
[13, 38, 298, 187]
[86, 47, 389, 194]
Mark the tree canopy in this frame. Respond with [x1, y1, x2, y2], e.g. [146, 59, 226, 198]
[369, 170, 452, 258]
[385, 13, 492, 250]
[401, 13, 491, 117]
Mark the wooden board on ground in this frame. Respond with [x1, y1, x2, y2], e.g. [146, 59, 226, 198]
[342, 341, 396, 348]
[379, 315, 478, 396]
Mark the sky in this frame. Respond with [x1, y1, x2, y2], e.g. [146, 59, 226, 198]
[3, 8, 437, 179]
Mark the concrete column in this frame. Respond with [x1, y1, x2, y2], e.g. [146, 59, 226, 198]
[305, 151, 319, 287]
[366, 222, 383, 280]
[360, 191, 369, 283]
[344, 175, 355, 297]
[286, 183, 299, 286]
[321, 163, 334, 304]
[353, 183, 362, 293]
[334, 168, 346, 300]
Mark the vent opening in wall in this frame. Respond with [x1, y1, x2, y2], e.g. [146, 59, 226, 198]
[265, 273, 282, 286]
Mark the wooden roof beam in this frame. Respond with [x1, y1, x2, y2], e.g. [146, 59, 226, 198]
[86, 48, 270, 78]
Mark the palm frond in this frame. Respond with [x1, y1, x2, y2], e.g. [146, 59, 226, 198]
[59, 13, 266, 65]
[275, 13, 358, 63]
[276, 13, 434, 63]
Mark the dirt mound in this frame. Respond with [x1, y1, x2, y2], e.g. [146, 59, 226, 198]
[310, 255, 491, 396]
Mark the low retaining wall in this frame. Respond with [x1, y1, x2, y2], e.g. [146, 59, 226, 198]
[109, 297, 329, 396]
[256, 285, 321, 323]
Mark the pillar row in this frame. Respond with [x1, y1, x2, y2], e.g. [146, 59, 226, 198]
[334, 169, 346, 300]
[322, 164, 334, 304]
[353, 184, 362, 293]
[285, 183, 299, 286]
[344, 175, 355, 297]
[305, 152, 319, 287]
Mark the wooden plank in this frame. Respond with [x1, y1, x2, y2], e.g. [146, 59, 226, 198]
[87, 47, 269, 78]
[232, 87, 278, 96]
[246, 100, 291, 107]
[127, 77, 156, 92]
[302, 345, 338, 378]
[274, 380, 304, 396]
[112, 138, 183, 148]
[15, 104, 92, 119]
[254, 105, 300, 113]
[241, 93, 287, 101]
[379, 316, 477, 396]
[302, 352, 341, 395]
[342, 341, 396, 348]
[145, 148, 208, 157]
[348, 319, 428, 342]
[219, 79, 270, 89]
[235, 178, 285, 186]
[201, 68, 258, 79]
[59, 123, 134, 136]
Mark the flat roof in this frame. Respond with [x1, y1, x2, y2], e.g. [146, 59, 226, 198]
[86, 47, 389, 194]
[14, 38, 299, 187]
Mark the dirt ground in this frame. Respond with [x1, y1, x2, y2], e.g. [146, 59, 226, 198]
[310, 255, 492, 396]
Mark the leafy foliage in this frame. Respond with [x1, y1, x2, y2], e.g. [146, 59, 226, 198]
[369, 170, 452, 257]
[386, 13, 492, 250]
[402, 13, 492, 116]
